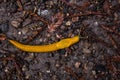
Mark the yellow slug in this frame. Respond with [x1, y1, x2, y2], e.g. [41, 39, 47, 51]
[9, 36, 79, 52]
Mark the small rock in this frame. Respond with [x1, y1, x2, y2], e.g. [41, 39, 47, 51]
[38, 9, 50, 16]
[74, 61, 81, 68]
[22, 65, 28, 71]
[4, 67, 9, 72]
[70, 0, 76, 4]
[37, 9, 41, 15]
[46, 70, 51, 73]
[24, 53, 35, 61]
[82, 48, 91, 54]
[11, 20, 20, 28]
[66, 21, 71, 26]
[55, 63, 60, 68]
[28, 53, 34, 59]
[114, 12, 118, 21]
[18, 31, 22, 35]
[45, 1, 54, 8]
[41, 10, 49, 16]
[21, 27, 29, 35]
[52, 75, 58, 80]
[66, 13, 70, 16]
[94, 21, 99, 27]
[53, 0, 58, 4]
[49, 1, 54, 6]
[25, 74, 30, 79]
[84, 42, 91, 48]
[47, 33, 51, 37]
[72, 17, 79, 22]
[84, 63, 88, 70]
[92, 70, 96, 75]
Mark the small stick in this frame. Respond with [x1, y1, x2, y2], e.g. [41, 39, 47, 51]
[101, 25, 120, 37]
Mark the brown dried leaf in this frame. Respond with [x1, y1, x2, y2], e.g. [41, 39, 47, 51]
[48, 12, 64, 32]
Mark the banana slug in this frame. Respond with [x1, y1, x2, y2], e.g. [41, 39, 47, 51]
[9, 36, 79, 52]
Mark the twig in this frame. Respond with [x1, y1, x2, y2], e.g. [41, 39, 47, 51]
[0, 57, 23, 80]
[60, 0, 74, 6]
[87, 30, 113, 48]
[60, 0, 90, 11]
[64, 66, 79, 80]
[106, 56, 119, 79]
[112, 56, 120, 62]
[24, 28, 42, 43]
[101, 25, 120, 37]
[103, 0, 112, 15]
[16, 0, 23, 11]
[24, 11, 49, 25]
[107, 34, 118, 49]
[66, 11, 106, 18]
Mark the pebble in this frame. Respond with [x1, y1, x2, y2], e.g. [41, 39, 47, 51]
[94, 21, 99, 27]
[4, 67, 9, 72]
[84, 42, 91, 48]
[69, 0, 76, 4]
[38, 9, 50, 16]
[92, 70, 96, 75]
[55, 60, 61, 68]
[53, 0, 58, 4]
[84, 63, 88, 71]
[41, 10, 49, 16]
[28, 53, 34, 59]
[65, 21, 71, 26]
[114, 12, 119, 21]
[18, 31, 22, 35]
[22, 65, 28, 71]
[11, 20, 20, 28]
[21, 27, 29, 35]
[52, 75, 58, 80]
[46, 70, 51, 73]
[72, 17, 79, 22]
[74, 61, 81, 68]
[45, 1, 54, 8]
[25, 74, 30, 79]
[55, 63, 60, 68]
[82, 48, 91, 54]
[24, 53, 35, 62]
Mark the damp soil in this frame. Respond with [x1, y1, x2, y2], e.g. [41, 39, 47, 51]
[0, 0, 120, 80]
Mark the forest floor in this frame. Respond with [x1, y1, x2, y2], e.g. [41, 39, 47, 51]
[0, 0, 120, 80]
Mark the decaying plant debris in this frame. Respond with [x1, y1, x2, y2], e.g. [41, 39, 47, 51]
[0, 0, 120, 80]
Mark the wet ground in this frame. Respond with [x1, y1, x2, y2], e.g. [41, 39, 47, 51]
[0, 0, 120, 80]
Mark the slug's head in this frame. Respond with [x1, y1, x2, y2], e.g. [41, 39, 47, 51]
[56, 36, 79, 49]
